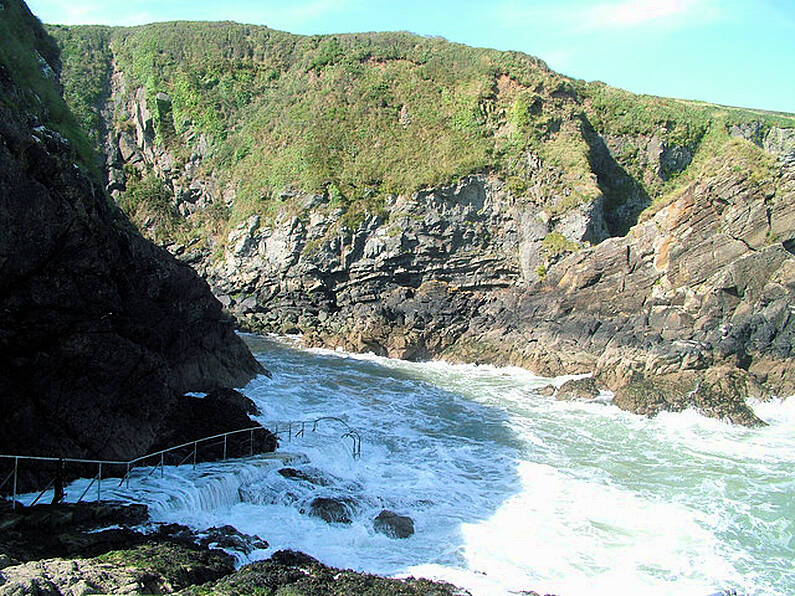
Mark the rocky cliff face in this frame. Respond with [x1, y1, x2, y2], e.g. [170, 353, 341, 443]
[206, 139, 794, 426]
[107, 107, 794, 425]
[50, 21, 795, 426]
[0, 0, 265, 463]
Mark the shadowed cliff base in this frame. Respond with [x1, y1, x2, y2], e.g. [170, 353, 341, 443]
[0, 0, 267, 472]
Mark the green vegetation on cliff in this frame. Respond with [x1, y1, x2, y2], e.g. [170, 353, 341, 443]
[47, 20, 795, 244]
[0, 1, 95, 171]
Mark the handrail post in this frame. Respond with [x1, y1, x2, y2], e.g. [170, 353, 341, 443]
[249, 429, 254, 456]
[97, 463, 102, 502]
[126, 463, 131, 489]
[160, 454, 164, 478]
[193, 442, 197, 469]
[12, 457, 18, 511]
[223, 435, 227, 460]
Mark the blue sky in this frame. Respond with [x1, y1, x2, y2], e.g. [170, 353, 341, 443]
[27, 0, 795, 113]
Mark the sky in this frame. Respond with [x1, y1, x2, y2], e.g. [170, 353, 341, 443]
[25, 0, 795, 113]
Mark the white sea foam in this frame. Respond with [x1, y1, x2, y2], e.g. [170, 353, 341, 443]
[30, 336, 793, 595]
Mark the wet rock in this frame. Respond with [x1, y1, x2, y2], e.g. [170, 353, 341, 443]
[206, 387, 261, 416]
[153, 523, 198, 545]
[278, 467, 331, 486]
[0, 553, 18, 570]
[151, 392, 277, 463]
[307, 497, 357, 524]
[373, 510, 415, 539]
[0, 502, 150, 562]
[177, 549, 468, 596]
[199, 525, 268, 555]
[612, 367, 766, 426]
[0, 501, 234, 593]
[536, 384, 557, 397]
[555, 377, 601, 401]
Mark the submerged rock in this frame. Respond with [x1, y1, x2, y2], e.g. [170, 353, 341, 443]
[307, 497, 357, 524]
[278, 467, 332, 486]
[373, 510, 415, 539]
[198, 525, 268, 555]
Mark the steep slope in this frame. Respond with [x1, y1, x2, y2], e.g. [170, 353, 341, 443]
[0, 0, 265, 464]
[48, 21, 795, 425]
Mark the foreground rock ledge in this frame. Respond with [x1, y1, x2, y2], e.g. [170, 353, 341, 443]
[0, 502, 471, 596]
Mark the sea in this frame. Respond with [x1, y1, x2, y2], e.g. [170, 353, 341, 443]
[46, 334, 794, 595]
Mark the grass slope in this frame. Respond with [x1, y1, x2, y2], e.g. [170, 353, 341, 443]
[47, 20, 795, 242]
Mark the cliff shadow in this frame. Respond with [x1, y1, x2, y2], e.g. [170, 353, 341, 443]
[581, 117, 652, 237]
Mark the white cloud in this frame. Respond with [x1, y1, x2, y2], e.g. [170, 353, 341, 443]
[584, 0, 710, 29]
[492, 0, 717, 33]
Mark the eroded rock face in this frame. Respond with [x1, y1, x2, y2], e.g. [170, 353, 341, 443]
[447, 151, 794, 424]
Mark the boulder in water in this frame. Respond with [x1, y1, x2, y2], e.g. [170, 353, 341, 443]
[199, 524, 268, 554]
[307, 497, 356, 524]
[278, 467, 331, 486]
[555, 377, 601, 401]
[537, 384, 557, 397]
[373, 509, 414, 539]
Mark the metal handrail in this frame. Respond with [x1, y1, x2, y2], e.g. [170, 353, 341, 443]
[1, 417, 362, 510]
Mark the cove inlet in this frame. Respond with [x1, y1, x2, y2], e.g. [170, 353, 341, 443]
[49, 335, 794, 596]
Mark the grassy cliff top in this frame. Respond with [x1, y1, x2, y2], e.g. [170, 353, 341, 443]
[47, 20, 795, 236]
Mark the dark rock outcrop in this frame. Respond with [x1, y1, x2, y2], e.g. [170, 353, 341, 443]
[306, 497, 358, 524]
[198, 525, 268, 555]
[177, 549, 467, 596]
[0, 0, 265, 477]
[0, 502, 148, 563]
[555, 377, 601, 401]
[373, 509, 415, 539]
[151, 391, 277, 462]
